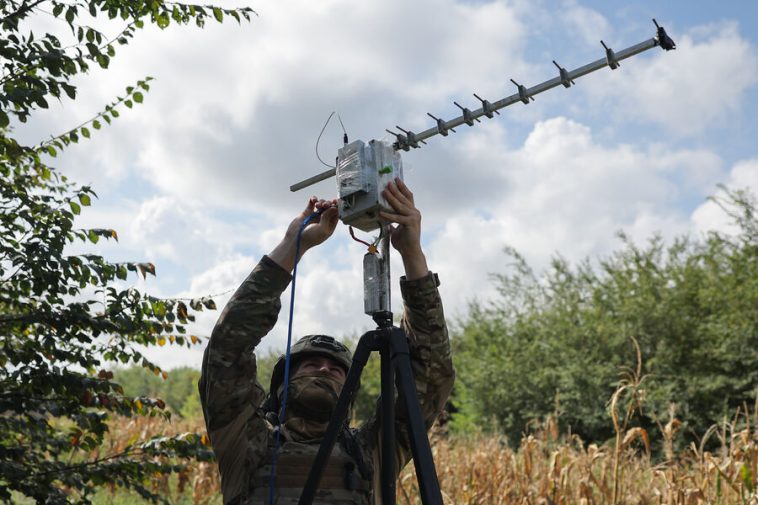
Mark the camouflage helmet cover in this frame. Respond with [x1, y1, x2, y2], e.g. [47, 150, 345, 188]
[268, 334, 353, 410]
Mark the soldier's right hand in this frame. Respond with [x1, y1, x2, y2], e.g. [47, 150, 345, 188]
[291, 196, 339, 251]
[269, 196, 339, 272]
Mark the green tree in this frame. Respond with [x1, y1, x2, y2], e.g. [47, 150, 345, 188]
[453, 188, 758, 448]
[115, 366, 201, 416]
[0, 1, 254, 502]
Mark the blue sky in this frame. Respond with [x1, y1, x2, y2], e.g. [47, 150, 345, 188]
[14, 0, 758, 368]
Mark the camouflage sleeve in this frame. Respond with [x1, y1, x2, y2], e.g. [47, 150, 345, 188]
[357, 272, 455, 492]
[198, 255, 291, 503]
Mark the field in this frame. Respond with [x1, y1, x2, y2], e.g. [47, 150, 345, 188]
[91, 400, 757, 505]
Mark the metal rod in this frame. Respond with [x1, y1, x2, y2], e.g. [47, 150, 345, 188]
[290, 167, 336, 192]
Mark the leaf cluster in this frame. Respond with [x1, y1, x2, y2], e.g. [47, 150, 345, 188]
[1, 1, 253, 502]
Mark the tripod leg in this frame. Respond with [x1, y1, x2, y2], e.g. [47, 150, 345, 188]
[380, 338, 396, 505]
[298, 331, 377, 505]
[389, 328, 444, 505]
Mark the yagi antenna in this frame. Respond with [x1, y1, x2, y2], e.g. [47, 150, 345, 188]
[290, 19, 675, 193]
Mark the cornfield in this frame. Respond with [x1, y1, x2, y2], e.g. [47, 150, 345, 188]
[100, 397, 757, 504]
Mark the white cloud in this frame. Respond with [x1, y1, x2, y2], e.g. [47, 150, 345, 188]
[13, 2, 757, 373]
[584, 22, 758, 135]
[424, 116, 727, 300]
[560, 0, 611, 46]
[691, 158, 758, 236]
[47, 0, 533, 212]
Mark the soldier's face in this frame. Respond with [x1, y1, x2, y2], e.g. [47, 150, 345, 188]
[293, 356, 347, 386]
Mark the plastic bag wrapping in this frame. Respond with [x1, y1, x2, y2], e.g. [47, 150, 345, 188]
[336, 139, 404, 232]
[371, 140, 403, 211]
[336, 142, 367, 197]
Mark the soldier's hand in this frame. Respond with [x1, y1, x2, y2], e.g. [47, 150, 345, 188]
[295, 197, 339, 251]
[380, 179, 422, 257]
[379, 179, 429, 280]
[270, 197, 339, 272]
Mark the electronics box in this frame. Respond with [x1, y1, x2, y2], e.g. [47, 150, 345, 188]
[336, 139, 403, 233]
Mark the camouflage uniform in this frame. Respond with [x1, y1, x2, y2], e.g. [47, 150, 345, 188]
[199, 255, 454, 504]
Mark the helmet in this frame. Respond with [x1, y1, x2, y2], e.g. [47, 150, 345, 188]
[266, 335, 354, 414]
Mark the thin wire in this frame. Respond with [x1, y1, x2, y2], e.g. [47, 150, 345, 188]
[348, 226, 372, 248]
[315, 112, 337, 169]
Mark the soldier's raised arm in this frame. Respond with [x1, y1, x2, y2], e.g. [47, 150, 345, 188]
[198, 196, 339, 504]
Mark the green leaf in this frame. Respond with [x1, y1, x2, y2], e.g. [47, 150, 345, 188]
[156, 13, 170, 29]
[70, 201, 81, 215]
[79, 194, 91, 206]
[81, 127, 90, 138]
[124, 100, 132, 109]
[46, 145, 57, 157]
[213, 7, 223, 22]
[0, 111, 9, 128]
[88, 230, 99, 244]
[62, 83, 77, 100]
[133, 92, 143, 103]
[93, 120, 101, 130]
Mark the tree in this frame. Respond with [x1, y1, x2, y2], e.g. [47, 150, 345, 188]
[0, 1, 254, 502]
[453, 188, 758, 449]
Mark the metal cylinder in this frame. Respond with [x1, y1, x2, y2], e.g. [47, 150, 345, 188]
[363, 252, 389, 315]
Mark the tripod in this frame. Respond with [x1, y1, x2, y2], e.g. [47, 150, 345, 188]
[297, 235, 443, 505]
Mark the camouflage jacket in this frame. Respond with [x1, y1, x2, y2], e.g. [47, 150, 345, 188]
[199, 255, 455, 504]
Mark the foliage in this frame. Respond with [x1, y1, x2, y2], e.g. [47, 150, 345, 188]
[0, 1, 254, 502]
[453, 188, 758, 449]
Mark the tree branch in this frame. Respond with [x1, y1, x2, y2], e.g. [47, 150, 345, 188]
[0, 0, 47, 25]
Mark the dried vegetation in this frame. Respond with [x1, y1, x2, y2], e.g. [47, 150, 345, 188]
[101, 395, 756, 505]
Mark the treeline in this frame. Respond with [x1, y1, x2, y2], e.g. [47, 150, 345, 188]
[452, 188, 757, 448]
[119, 188, 756, 452]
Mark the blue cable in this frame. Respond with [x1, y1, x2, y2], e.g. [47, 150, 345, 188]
[268, 210, 320, 505]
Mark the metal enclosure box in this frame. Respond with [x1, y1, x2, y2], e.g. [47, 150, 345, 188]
[336, 139, 403, 233]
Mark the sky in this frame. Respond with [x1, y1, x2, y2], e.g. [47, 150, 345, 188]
[13, 0, 758, 369]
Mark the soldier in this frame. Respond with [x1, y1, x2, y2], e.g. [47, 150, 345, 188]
[199, 179, 454, 504]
